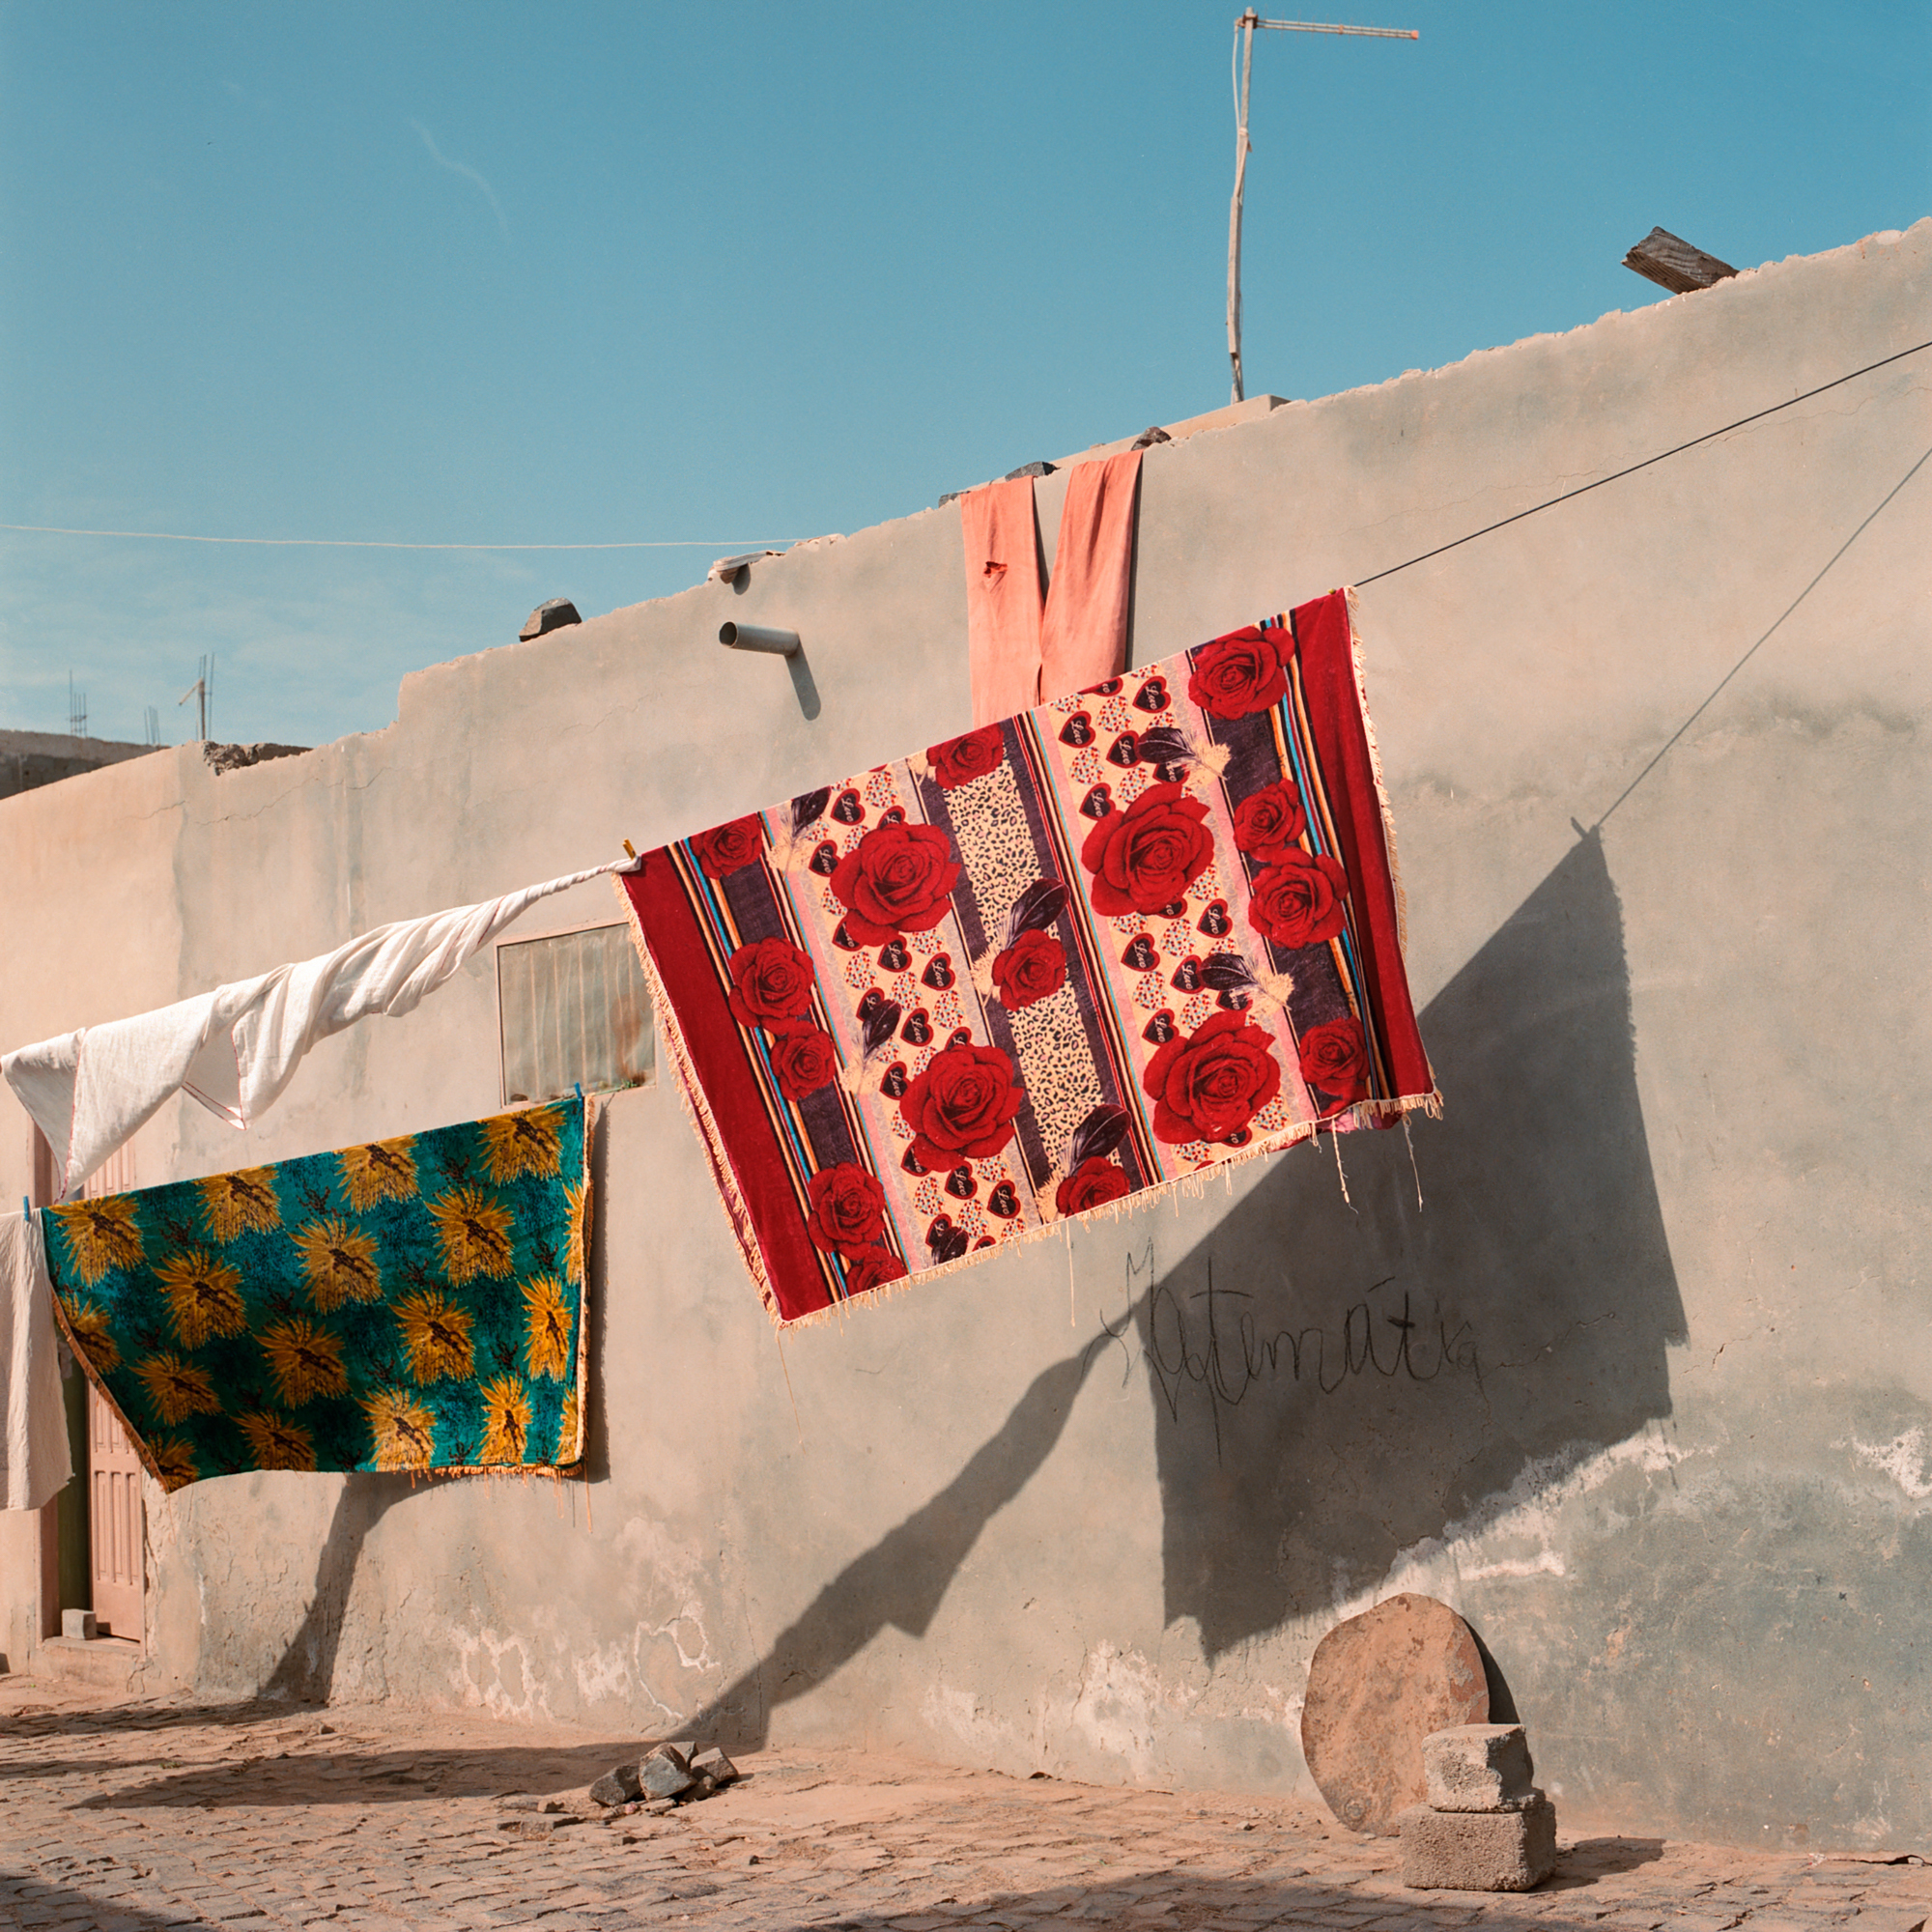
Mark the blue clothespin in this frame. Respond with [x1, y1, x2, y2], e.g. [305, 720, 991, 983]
[574, 1082, 583, 1103]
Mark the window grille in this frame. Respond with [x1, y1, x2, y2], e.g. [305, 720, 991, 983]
[496, 923, 654, 1105]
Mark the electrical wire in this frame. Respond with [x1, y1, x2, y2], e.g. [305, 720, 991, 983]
[0, 526, 805, 551]
[1355, 338, 1931, 586]
[2, 342, 1921, 566]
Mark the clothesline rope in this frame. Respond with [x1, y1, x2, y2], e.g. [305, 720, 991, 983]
[1590, 440, 1931, 833]
[1355, 338, 1932, 586]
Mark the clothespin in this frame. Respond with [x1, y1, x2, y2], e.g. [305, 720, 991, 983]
[621, 839, 637, 859]
[574, 1082, 584, 1103]
[20, 1196, 30, 1223]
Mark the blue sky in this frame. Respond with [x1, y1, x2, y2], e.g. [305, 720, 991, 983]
[2, 1, 1925, 750]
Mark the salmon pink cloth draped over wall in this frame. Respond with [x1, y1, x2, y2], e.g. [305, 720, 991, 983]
[961, 449, 1144, 725]
[617, 588, 1437, 1329]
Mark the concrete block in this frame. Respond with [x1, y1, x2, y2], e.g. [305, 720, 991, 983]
[1399, 1798, 1556, 1890]
[61, 1609, 98, 1641]
[37, 1634, 145, 1694]
[1423, 1724, 1537, 1812]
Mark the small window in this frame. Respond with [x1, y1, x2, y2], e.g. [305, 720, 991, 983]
[497, 923, 655, 1105]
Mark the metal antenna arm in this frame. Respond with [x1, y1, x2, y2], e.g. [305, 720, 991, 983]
[1251, 18, 1418, 36]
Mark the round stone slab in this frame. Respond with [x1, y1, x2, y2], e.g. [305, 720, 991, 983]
[1300, 1593, 1490, 1835]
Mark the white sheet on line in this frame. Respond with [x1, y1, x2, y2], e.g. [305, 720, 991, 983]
[2, 859, 639, 1200]
[1, 1211, 73, 1513]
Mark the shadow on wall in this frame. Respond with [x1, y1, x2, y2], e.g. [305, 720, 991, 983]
[1134, 831, 1687, 1653]
[690, 833, 1682, 1747]
[255, 835, 1682, 1731]
[689, 1344, 1100, 1750]
[258, 1104, 619, 1702]
[262, 1474, 426, 1702]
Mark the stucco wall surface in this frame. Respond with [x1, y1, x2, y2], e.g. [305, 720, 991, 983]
[3, 222, 1927, 1848]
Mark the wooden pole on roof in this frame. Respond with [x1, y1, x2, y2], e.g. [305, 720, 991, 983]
[1226, 13, 1418, 405]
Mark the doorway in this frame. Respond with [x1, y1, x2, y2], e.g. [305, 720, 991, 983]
[86, 1382, 144, 1642]
[33, 1129, 146, 1647]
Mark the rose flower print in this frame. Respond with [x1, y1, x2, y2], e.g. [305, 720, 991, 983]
[769, 1026, 838, 1100]
[899, 1040, 1026, 1172]
[1141, 1010, 1283, 1146]
[990, 928, 1067, 1010]
[689, 815, 765, 877]
[1248, 848, 1350, 950]
[1185, 624, 1293, 719]
[1230, 781, 1307, 866]
[725, 937, 818, 1029]
[830, 821, 962, 945]
[1080, 782, 1213, 917]
[925, 726, 1006, 789]
[1297, 1015, 1370, 1105]
[804, 1164, 888, 1256]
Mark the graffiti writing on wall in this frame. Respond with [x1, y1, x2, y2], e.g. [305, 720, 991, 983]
[1085, 1239, 1480, 1459]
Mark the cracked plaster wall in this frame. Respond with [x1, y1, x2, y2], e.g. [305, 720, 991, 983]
[2, 223, 1926, 1848]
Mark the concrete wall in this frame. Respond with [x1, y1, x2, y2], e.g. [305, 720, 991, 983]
[3, 222, 1927, 1848]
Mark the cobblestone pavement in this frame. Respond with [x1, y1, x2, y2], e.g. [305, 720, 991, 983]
[2, 1675, 1925, 1932]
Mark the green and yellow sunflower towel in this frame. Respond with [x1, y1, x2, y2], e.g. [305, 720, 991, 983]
[43, 1096, 589, 1491]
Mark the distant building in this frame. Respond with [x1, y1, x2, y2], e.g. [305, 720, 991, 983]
[0, 729, 159, 801]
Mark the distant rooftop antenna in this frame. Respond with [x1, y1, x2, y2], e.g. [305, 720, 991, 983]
[1226, 12, 1417, 404]
[177, 653, 213, 742]
[68, 671, 87, 739]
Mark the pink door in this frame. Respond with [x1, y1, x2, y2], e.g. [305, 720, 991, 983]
[87, 1384, 144, 1642]
[80, 1142, 145, 1643]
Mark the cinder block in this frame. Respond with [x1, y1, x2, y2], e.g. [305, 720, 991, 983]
[60, 1609, 98, 1641]
[1423, 1723, 1537, 1812]
[1399, 1797, 1557, 1890]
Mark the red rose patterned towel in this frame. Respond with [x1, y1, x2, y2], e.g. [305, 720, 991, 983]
[617, 588, 1436, 1328]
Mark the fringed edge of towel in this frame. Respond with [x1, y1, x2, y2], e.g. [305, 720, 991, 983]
[611, 873, 788, 1331]
[555, 1088, 595, 1480]
[1343, 584, 1410, 962]
[755, 1083, 1443, 1337]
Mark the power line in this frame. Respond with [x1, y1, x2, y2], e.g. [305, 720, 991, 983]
[0, 526, 807, 551]
[1356, 338, 1932, 586]
[4, 342, 1922, 567]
